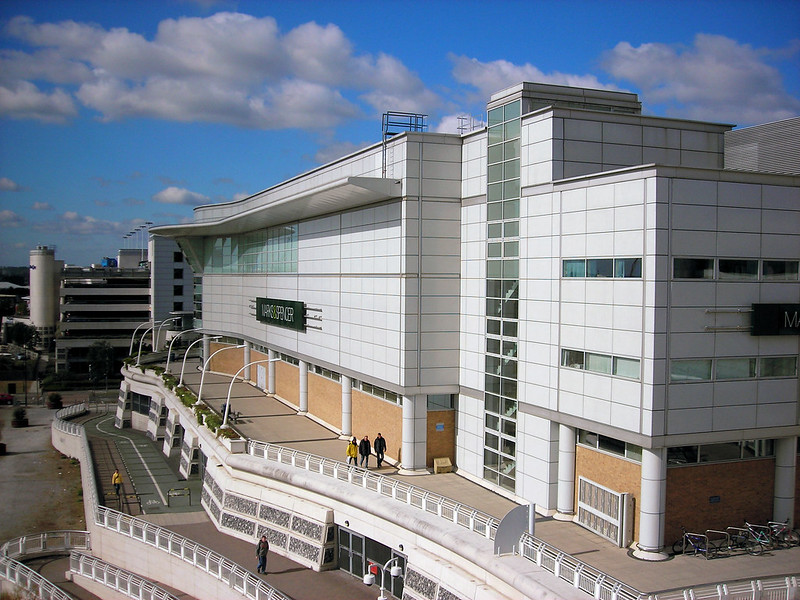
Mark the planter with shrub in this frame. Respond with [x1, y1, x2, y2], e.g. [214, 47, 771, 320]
[11, 407, 28, 428]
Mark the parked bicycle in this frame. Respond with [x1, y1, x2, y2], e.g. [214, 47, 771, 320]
[745, 521, 775, 552]
[720, 526, 763, 556]
[767, 519, 800, 548]
[671, 527, 717, 558]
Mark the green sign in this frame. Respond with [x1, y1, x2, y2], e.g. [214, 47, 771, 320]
[256, 298, 306, 332]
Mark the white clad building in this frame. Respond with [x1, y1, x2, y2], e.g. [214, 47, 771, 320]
[153, 82, 800, 558]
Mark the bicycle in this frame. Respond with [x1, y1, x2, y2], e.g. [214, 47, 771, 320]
[768, 519, 800, 548]
[745, 521, 774, 552]
[722, 526, 763, 556]
[671, 527, 717, 558]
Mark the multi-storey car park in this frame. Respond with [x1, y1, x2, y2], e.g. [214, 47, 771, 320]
[111, 82, 798, 593]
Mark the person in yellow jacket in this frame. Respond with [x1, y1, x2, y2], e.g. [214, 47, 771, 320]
[346, 437, 358, 465]
[112, 468, 122, 496]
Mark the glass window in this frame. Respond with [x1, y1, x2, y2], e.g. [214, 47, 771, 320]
[504, 139, 520, 160]
[700, 442, 742, 462]
[501, 298, 518, 319]
[485, 394, 500, 413]
[488, 125, 503, 145]
[674, 258, 714, 279]
[486, 338, 501, 355]
[503, 280, 519, 299]
[762, 260, 799, 280]
[613, 357, 640, 379]
[670, 359, 712, 382]
[501, 259, 518, 279]
[502, 321, 518, 337]
[615, 257, 642, 278]
[586, 353, 612, 374]
[668, 446, 699, 465]
[502, 340, 517, 358]
[500, 377, 517, 399]
[488, 183, 502, 202]
[486, 355, 502, 376]
[562, 349, 585, 369]
[484, 449, 499, 469]
[488, 144, 503, 164]
[488, 107, 504, 126]
[502, 179, 520, 200]
[504, 241, 519, 257]
[487, 202, 503, 221]
[503, 221, 519, 237]
[587, 259, 613, 278]
[598, 435, 625, 457]
[503, 199, 520, 219]
[488, 164, 503, 183]
[625, 444, 642, 462]
[486, 298, 502, 317]
[427, 394, 454, 410]
[487, 260, 502, 278]
[503, 160, 520, 180]
[504, 119, 520, 140]
[719, 259, 758, 280]
[500, 358, 517, 379]
[716, 358, 756, 379]
[504, 100, 521, 121]
[486, 279, 503, 298]
[488, 223, 503, 238]
[578, 430, 598, 447]
[487, 319, 501, 335]
[760, 356, 797, 377]
[488, 243, 502, 258]
[485, 413, 499, 430]
[563, 259, 586, 277]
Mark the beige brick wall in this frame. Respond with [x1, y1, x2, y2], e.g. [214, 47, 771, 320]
[575, 446, 642, 543]
[426, 410, 455, 468]
[351, 391, 401, 463]
[275, 361, 299, 405]
[208, 342, 244, 374]
[308, 373, 342, 430]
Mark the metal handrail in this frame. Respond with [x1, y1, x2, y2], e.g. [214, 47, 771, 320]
[246, 439, 499, 540]
[70, 551, 180, 600]
[0, 555, 73, 600]
[1, 530, 90, 559]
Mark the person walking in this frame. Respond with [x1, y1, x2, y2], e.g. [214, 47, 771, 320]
[373, 433, 386, 468]
[346, 437, 358, 465]
[358, 435, 371, 468]
[255, 535, 269, 574]
[112, 469, 122, 496]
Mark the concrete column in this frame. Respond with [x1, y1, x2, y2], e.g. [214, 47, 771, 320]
[774, 436, 797, 525]
[400, 394, 427, 474]
[556, 424, 576, 519]
[202, 335, 211, 364]
[243, 342, 251, 382]
[341, 376, 352, 438]
[268, 349, 277, 394]
[633, 446, 668, 560]
[298, 360, 308, 414]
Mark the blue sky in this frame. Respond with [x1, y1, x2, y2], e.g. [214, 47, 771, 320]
[1, 0, 798, 267]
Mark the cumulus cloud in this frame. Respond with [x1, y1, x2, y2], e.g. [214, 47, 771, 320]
[0, 177, 23, 191]
[31, 211, 127, 236]
[1, 12, 441, 128]
[601, 34, 800, 125]
[0, 210, 23, 226]
[449, 54, 619, 103]
[152, 186, 210, 205]
[434, 113, 486, 134]
[32, 202, 52, 210]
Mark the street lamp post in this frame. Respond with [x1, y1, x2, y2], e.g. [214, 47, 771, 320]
[363, 557, 403, 600]
[179, 336, 220, 386]
[129, 321, 156, 355]
[197, 344, 246, 404]
[136, 324, 158, 365]
[220, 358, 280, 429]
[155, 316, 180, 353]
[166, 328, 204, 372]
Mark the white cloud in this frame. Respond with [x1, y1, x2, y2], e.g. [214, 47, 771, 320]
[449, 54, 618, 102]
[0, 210, 23, 226]
[32, 202, 52, 210]
[434, 113, 486, 135]
[601, 34, 800, 125]
[152, 186, 210, 206]
[0, 177, 23, 191]
[1, 12, 441, 129]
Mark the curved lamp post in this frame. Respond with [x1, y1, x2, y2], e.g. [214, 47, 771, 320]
[165, 327, 203, 372]
[179, 335, 220, 386]
[197, 344, 246, 404]
[129, 320, 158, 355]
[136, 324, 158, 365]
[220, 358, 280, 429]
[363, 557, 403, 600]
[155, 316, 181, 353]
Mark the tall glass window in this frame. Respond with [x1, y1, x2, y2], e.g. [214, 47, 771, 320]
[484, 99, 520, 493]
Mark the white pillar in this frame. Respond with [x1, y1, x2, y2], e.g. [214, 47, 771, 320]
[400, 394, 427, 474]
[243, 342, 251, 381]
[774, 436, 797, 525]
[341, 376, 352, 438]
[633, 446, 668, 560]
[298, 360, 308, 414]
[556, 424, 576, 518]
[268, 349, 277, 394]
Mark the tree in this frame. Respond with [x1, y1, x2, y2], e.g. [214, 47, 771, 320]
[6, 321, 38, 349]
[87, 341, 114, 390]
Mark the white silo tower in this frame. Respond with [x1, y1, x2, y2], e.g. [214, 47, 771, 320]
[29, 245, 62, 350]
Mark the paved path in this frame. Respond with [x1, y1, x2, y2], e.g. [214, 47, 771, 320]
[180, 363, 800, 595]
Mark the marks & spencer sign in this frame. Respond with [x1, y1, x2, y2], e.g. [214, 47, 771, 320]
[751, 304, 800, 336]
[256, 298, 306, 332]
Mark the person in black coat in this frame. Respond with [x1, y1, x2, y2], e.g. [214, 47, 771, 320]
[374, 433, 386, 468]
[358, 435, 371, 468]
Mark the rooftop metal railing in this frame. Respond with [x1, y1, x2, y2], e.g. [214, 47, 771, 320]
[70, 551, 180, 600]
[0, 555, 72, 600]
[246, 440, 499, 540]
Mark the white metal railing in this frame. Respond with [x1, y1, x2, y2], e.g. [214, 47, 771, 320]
[0, 555, 72, 600]
[70, 551, 180, 600]
[246, 440, 499, 540]
[1, 530, 90, 559]
[648, 576, 799, 600]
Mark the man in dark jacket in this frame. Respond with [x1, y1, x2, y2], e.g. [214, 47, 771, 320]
[358, 435, 371, 468]
[374, 433, 386, 468]
[256, 535, 269, 574]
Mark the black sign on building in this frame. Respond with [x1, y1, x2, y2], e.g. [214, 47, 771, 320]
[255, 298, 306, 332]
[751, 304, 800, 336]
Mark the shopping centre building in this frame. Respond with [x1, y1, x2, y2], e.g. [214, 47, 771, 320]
[148, 82, 800, 560]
